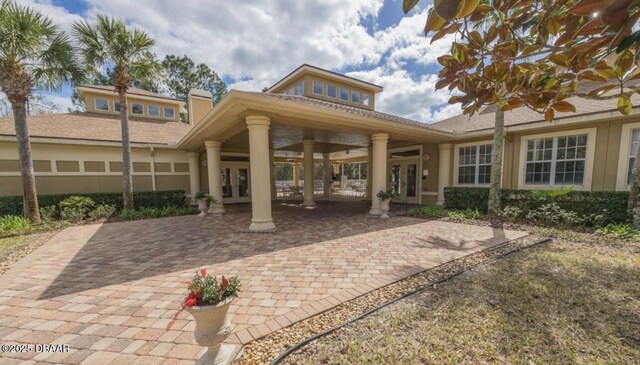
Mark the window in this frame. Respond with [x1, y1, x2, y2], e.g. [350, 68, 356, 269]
[286, 87, 295, 95]
[95, 99, 109, 111]
[457, 144, 492, 185]
[148, 105, 159, 116]
[313, 80, 323, 95]
[627, 129, 640, 185]
[164, 107, 175, 118]
[525, 134, 587, 185]
[296, 81, 304, 95]
[339, 87, 349, 101]
[351, 91, 361, 104]
[363, 94, 371, 106]
[327, 84, 337, 98]
[113, 101, 121, 112]
[131, 103, 144, 115]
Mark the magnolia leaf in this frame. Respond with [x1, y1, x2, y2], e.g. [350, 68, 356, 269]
[456, 0, 480, 18]
[618, 96, 633, 115]
[469, 30, 483, 46]
[568, 0, 606, 16]
[544, 108, 555, 123]
[425, 8, 447, 33]
[579, 71, 608, 82]
[549, 54, 568, 67]
[552, 101, 577, 113]
[587, 84, 618, 97]
[616, 49, 635, 75]
[403, 0, 420, 14]
[546, 18, 561, 36]
[434, 0, 462, 21]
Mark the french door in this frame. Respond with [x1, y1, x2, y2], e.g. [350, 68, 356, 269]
[221, 163, 250, 204]
[389, 160, 419, 204]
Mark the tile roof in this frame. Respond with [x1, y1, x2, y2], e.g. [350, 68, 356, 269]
[0, 112, 191, 145]
[250, 92, 449, 132]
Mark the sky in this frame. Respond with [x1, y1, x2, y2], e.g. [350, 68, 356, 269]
[21, 0, 461, 124]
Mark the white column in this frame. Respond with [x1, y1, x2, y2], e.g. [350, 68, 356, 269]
[292, 162, 300, 188]
[247, 116, 276, 231]
[437, 143, 452, 205]
[323, 153, 331, 198]
[187, 152, 201, 200]
[205, 141, 224, 214]
[369, 133, 389, 215]
[302, 140, 316, 206]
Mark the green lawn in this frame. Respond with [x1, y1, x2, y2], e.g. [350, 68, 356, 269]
[284, 240, 640, 364]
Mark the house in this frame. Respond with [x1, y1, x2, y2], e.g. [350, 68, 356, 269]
[0, 64, 638, 231]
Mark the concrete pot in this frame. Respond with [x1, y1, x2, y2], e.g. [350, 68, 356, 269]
[197, 199, 208, 216]
[380, 199, 391, 219]
[185, 297, 234, 365]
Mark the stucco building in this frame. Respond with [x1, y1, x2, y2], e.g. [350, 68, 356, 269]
[1, 64, 638, 230]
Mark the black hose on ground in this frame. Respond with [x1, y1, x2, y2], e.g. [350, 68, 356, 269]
[270, 236, 553, 365]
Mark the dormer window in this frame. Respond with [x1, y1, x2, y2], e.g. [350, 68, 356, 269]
[296, 81, 304, 95]
[286, 87, 295, 95]
[95, 99, 109, 111]
[339, 88, 349, 101]
[313, 80, 323, 95]
[164, 107, 175, 118]
[113, 101, 121, 112]
[363, 94, 371, 106]
[327, 84, 337, 98]
[351, 91, 361, 104]
[148, 105, 160, 117]
[131, 103, 144, 115]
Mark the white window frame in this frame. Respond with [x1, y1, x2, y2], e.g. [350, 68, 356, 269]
[327, 84, 337, 99]
[351, 91, 361, 104]
[518, 128, 597, 190]
[616, 122, 640, 191]
[113, 100, 121, 112]
[94, 98, 109, 111]
[296, 81, 304, 95]
[131, 103, 144, 115]
[453, 140, 494, 186]
[363, 94, 371, 106]
[312, 80, 323, 96]
[339, 87, 349, 101]
[147, 105, 160, 117]
[163, 107, 175, 119]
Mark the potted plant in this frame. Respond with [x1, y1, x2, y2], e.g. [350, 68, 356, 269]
[194, 192, 213, 216]
[168, 268, 241, 365]
[376, 189, 399, 219]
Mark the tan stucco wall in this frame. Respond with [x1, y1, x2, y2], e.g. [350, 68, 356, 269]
[83, 92, 181, 121]
[0, 141, 192, 196]
[273, 74, 376, 110]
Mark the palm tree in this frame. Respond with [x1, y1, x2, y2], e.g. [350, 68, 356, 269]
[0, 0, 83, 223]
[73, 15, 160, 210]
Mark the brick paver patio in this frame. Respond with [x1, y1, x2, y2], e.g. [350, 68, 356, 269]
[0, 201, 527, 364]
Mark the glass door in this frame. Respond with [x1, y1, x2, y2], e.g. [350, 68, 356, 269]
[389, 161, 419, 204]
[236, 167, 250, 202]
[405, 162, 418, 204]
[221, 163, 251, 204]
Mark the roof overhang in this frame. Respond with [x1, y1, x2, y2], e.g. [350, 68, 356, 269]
[265, 64, 383, 94]
[176, 91, 453, 151]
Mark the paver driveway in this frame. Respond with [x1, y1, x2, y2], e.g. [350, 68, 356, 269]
[0, 201, 527, 364]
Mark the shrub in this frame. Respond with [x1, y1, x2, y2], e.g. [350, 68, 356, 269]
[39, 205, 59, 222]
[119, 209, 139, 221]
[500, 206, 523, 220]
[88, 204, 116, 220]
[444, 187, 629, 224]
[0, 215, 31, 236]
[59, 196, 95, 221]
[0, 190, 188, 217]
[447, 209, 482, 222]
[412, 205, 447, 219]
[596, 223, 640, 240]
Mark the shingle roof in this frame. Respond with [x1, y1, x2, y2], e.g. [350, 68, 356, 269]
[0, 112, 191, 145]
[78, 85, 182, 102]
[249, 92, 449, 132]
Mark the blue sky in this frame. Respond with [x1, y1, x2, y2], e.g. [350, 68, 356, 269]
[24, 0, 460, 123]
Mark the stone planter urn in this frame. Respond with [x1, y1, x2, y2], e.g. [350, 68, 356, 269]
[197, 199, 208, 217]
[380, 199, 391, 219]
[185, 297, 234, 365]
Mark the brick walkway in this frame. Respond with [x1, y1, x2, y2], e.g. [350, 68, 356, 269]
[0, 201, 526, 364]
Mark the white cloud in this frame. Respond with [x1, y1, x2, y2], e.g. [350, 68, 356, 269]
[22, 0, 461, 123]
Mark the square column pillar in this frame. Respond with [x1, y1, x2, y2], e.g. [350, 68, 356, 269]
[437, 143, 452, 205]
[187, 152, 201, 201]
[205, 141, 225, 214]
[303, 139, 315, 207]
[247, 116, 276, 231]
[369, 133, 389, 215]
[322, 153, 331, 198]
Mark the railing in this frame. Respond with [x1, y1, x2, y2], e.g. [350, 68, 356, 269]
[275, 179, 368, 200]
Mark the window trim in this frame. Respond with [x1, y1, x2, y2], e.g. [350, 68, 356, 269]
[453, 140, 494, 187]
[339, 87, 349, 101]
[131, 102, 144, 115]
[312, 80, 323, 96]
[296, 81, 304, 96]
[113, 100, 121, 112]
[147, 105, 160, 117]
[616, 122, 640, 191]
[351, 91, 361, 104]
[327, 84, 337, 99]
[94, 98, 109, 112]
[363, 94, 371, 107]
[518, 128, 597, 190]
[163, 107, 175, 119]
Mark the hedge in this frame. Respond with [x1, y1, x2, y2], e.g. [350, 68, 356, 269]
[0, 190, 187, 217]
[444, 187, 629, 223]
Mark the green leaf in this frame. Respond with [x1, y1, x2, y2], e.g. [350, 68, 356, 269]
[618, 96, 633, 115]
[403, 0, 420, 14]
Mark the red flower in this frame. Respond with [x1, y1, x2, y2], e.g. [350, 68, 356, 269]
[220, 276, 229, 289]
[200, 268, 207, 279]
[184, 296, 198, 307]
